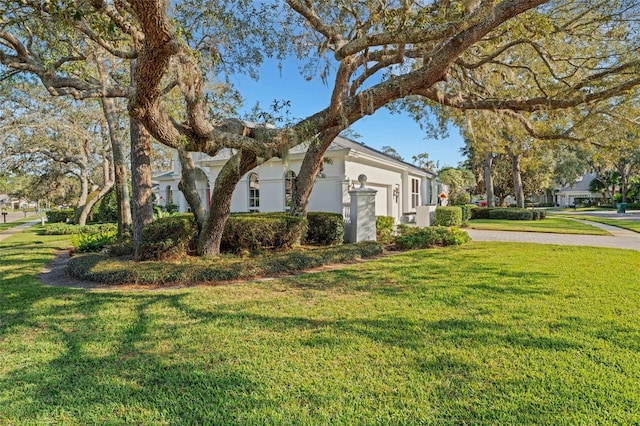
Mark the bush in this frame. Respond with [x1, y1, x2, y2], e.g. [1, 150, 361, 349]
[92, 187, 118, 223]
[41, 222, 118, 235]
[139, 214, 198, 260]
[395, 226, 471, 249]
[435, 206, 462, 226]
[221, 213, 308, 254]
[376, 216, 395, 244]
[68, 241, 383, 286]
[459, 204, 476, 222]
[470, 207, 495, 219]
[71, 231, 118, 253]
[46, 209, 76, 223]
[305, 212, 344, 245]
[489, 208, 533, 220]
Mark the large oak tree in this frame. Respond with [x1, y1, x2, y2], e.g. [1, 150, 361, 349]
[3, 0, 640, 256]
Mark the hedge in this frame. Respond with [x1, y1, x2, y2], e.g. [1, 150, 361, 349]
[395, 226, 470, 249]
[139, 214, 198, 260]
[221, 213, 308, 254]
[459, 204, 476, 222]
[489, 208, 533, 220]
[41, 222, 118, 235]
[46, 209, 76, 223]
[471, 207, 547, 221]
[435, 206, 462, 226]
[305, 212, 344, 245]
[470, 207, 494, 219]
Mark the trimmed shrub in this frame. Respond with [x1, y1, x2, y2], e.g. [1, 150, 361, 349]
[139, 214, 198, 260]
[435, 206, 462, 226]
[221, 213, 308, 254]
[376, 216, 395, 244]
[41, 222, 118, 235]
[470, 207, 495, 219]
[46, 209, 75, 223]
[538, 209, 547, 220]
[395, 226, 470, 249]
[489, 208, 533, 220]
[305, 212, 344, 245]
[459, 204, 476, 222]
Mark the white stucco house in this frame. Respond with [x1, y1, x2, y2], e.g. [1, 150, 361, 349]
[555, 173, 603, 207]
[154, 136, 444, 223]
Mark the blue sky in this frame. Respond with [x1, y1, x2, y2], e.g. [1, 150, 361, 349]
[231, 59, 466, 169]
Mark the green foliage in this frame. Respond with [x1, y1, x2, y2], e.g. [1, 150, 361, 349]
[435, 206, 462, 226]
[489, 208, 535, 221]
[459, 204, 475, 222]
[41, 222, 118, 235]
[395, 226, 470, 249]
[470, 207, 495, 219]
[531, 209, 546, 220]
[375, 216, 395, 244]
[71, 230, 118, 253]
[46, 209, 75, 223]
[68, 241, 383, 285]
[92, 186, 118, 223]
[153, 205, 182, 220]
[221, 213, 308, 254]
[448, 192, 471, 205]
[305, 212, 344, 245]
[139, 214, 198, 260]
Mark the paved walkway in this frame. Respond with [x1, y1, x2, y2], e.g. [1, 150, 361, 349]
[0, 220, 41, 243]
[467, 219, 640, 251]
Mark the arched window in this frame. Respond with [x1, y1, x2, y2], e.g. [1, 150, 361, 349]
[248, 173, 260, 212]
[284, 170, 296, 209]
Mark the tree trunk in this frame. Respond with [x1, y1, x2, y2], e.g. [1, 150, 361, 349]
[130, 117, 153, 260]
[508, 150, 525, 208]
[177, 147, 206, 232]
[101, 97, 132, 238]
[483, 151, 495, 208]
[75, 140, 90, 225]
[198, 151, 257, 257]
[290, 127, 341, 217]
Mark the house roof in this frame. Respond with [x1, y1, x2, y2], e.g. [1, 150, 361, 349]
[329, 136, 437, 178]
[196, 134, 437, 178]
[557, 173, 597, 193]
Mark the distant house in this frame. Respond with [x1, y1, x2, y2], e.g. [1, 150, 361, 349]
[154, 136, 445, 223]
[555, 173, 603, 207]
[0, 194, 34, 210]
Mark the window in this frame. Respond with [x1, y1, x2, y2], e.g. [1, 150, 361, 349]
[284, 170, 296, 208]
[411, 178, 420, 208]
[248, 173, 260, 212]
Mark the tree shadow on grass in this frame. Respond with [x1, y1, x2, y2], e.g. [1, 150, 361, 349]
[2, 233, 636, 423]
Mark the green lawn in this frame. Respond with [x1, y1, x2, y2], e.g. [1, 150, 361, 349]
[468, 216, 609, 235]
[0, 216, 39, 232]
[557, 214, 640, 233]
[2, 228, 640, 424]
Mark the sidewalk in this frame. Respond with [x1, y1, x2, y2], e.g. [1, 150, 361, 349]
[467, 220, 640, 251]
[0, 212, 43, 244]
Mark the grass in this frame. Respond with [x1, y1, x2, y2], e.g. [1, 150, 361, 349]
[557, 214, 640, 233]
[468, 216, 610, 235]
[2, 227, 640, 424]
[0, 216, 39, 232]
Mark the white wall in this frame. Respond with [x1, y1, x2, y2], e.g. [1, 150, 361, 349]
[345, 160, 402, 220]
